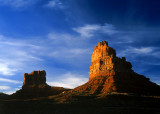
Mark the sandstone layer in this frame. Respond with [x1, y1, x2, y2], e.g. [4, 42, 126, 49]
[72, 41, 160, 95]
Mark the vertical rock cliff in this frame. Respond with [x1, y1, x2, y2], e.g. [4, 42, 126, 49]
[72, 41, 160, 95]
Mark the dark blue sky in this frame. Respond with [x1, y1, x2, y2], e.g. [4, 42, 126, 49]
[0, 0, 160, 94]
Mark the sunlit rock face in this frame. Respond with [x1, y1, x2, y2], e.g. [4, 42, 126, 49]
[72, 41, 160, 95]
[89, 41, 132, 80]
[23, 70, 47, 88]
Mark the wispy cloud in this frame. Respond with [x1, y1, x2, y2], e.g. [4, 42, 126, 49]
[46, 32, 93, 67]
[118, 46, 160, 57]
[117, 46, 160, 66]
[0, 78, 21, 84]
[73, 23, 117, 38]
[0, 35, 43, 76]
[0, 86, 10, 90]
[47, 32, 74, 45]
[0, 63, 17, 76]
[49, 48, 90, 58]
[131, 47, 154, 54]
[0, 31, 89, 78]
[73, 24, 160, 49]
[118, 47, 156, 57]
[0, 0, 39, 8]
[44, 0, 65, 9]
[73, 24, 101, 37]
[47, 72, 88, 89]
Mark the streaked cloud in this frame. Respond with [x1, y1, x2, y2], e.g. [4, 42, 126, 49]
[0, 86, 10, 90]
[117, 46, 160, 66]
[0, 78, 21, 84]
[73, 24, 101, 37]
[47, 72, 88, 89]
[46, 32, 93, 68]
[0, 35, 43, 76]
[73, 23, 117, 38]
[118, 47, 156, 57]
[49, 48, 90, 58]
[0, 63, 17, 76]
[44, 0, 65, 9]
[0, 0, 39, 8]
[47, 32, 75, 45]
[131, 47, 154, 54]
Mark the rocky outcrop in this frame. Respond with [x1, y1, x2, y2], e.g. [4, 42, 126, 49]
[22, 70, 47, 88]
[89, 41, 132, 80]
[72, 41, 160, 96]
[11, 70, 70, 99]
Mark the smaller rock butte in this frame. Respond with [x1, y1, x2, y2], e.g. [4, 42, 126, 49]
[12, 70, 69, 99]
[23, 70, 47, 88]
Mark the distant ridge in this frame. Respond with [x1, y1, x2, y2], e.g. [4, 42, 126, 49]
[0, 92, 8, 99]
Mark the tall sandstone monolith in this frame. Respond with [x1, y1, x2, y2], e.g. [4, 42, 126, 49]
[89, 41, 132, 80]
[72, 41, 160, 95]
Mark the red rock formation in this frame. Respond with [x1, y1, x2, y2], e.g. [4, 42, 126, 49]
[22, 70, 47, 88]
[72, 41, 160, 96]
[11, 70, 69, 99]
[89, 41, 132, 80]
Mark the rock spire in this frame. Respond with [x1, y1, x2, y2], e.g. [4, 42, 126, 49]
[72, 41, 160, 95]
[89, 41, 132, 80]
